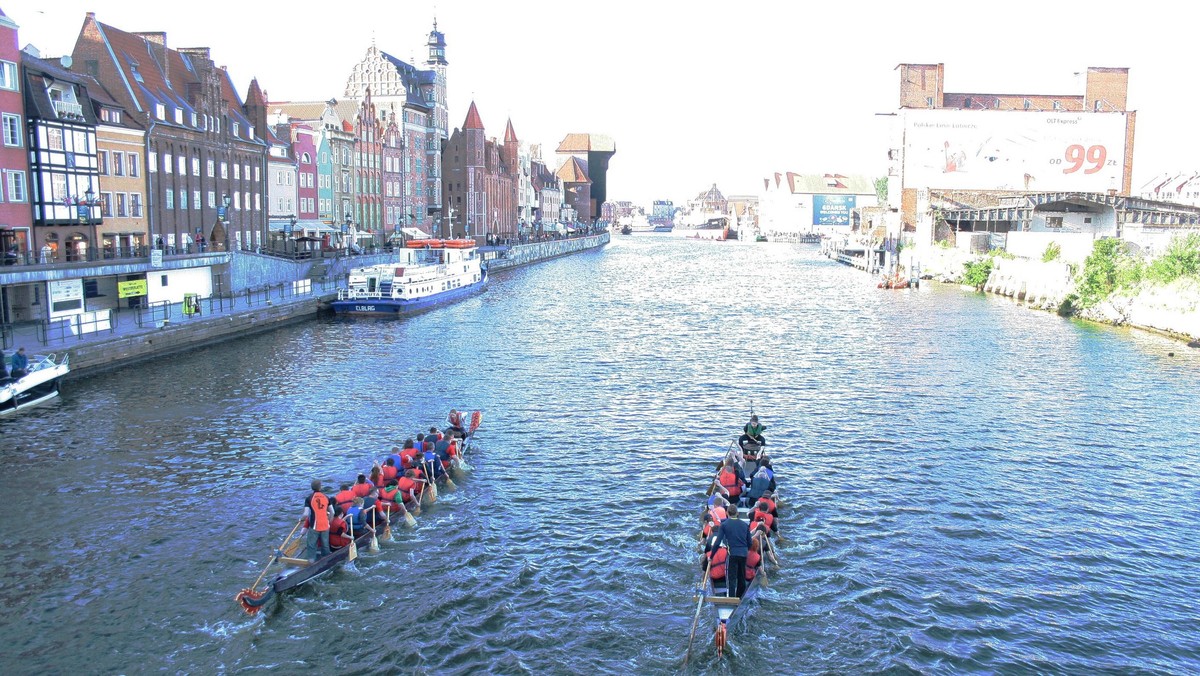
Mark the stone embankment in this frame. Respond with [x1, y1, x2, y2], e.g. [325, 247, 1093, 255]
[484, 233, 609, 272]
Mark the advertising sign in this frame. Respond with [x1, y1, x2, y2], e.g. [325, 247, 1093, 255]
[48, 279, 84, 317]
[903, 109, 1128, 192]
[814, 195, 856, 226]
[118, 279, 147, 298]
[150, 249, 163, 268]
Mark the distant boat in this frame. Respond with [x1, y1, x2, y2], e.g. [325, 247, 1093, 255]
[673, 212, 731, 241]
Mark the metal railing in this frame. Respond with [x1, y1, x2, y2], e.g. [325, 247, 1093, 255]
[33, 310, 116, 344]
[134, 300, 173, 328]
[0, 322, 11, 350]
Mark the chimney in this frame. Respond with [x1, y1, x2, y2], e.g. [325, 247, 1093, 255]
[134, 32, 167, 47]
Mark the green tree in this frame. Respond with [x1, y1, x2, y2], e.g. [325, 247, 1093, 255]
[874, 177, 888, 204]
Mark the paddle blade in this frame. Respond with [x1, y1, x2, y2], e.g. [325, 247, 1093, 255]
[443, 476, 457, 492]
[404, 511, 417, 528]
[370, 534, 380, 553]
[348, 540, 358, 562]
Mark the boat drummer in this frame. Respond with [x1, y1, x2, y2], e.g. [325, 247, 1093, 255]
[738, 415, 766, 455]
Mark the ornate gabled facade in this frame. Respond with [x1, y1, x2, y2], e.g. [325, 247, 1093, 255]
[352, 87, 382, 240]
[343, 23, 447, 232]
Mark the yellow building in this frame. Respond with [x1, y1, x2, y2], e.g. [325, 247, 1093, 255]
[90, 85, 147, 256]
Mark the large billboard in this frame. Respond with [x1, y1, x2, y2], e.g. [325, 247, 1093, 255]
[814, 195, 856, 226]
[903, 109, 1128, 192]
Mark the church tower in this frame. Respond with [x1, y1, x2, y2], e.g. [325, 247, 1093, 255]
[426, 19, 449, 142]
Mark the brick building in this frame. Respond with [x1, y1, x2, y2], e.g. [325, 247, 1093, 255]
[890, 63, 1135, 238]
[555, 133, 615, 224]
[381, 110, 405, 236]
[440, 101, 518, 239]
[72, 14, 269, 253]
[352, 88, 382, 243]
[0, 9, 31, 260]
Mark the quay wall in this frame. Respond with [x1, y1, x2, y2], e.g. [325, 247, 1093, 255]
[486, 233, 609, 272]
[230, 251, 396, 290]
[66, 298, 321, 378]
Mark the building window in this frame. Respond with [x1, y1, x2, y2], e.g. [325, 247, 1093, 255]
[232, 122, 239, 137]
[128, 153, 140, 177]
[245, 164, 251, 180]
[192, 157, 200, 176]
[1053, 100, 1062, 110]
[178, 155, 186, 174]
[254, 192, 260, 210]
[174, 108, 183, 124]
[100, 191, 113, 217]
[148, 151, 157, 172]
[155, 103, 165, 120]
[207, 159, 214, 177]
[233, 192, 241, 210]
[116, 192, 128, 217]
[220, 162, 228, 179]
[191, 112, 198, 127]
[97, 150, 109, 174]
[2, 113, 20, 146]
[208, 191, 215, 208]
[47, 127, 65, 150]
[165, 188, 173, 209]
[1047, 216, 1063, 228]
[5, 170, 26, 202]
[164, 153, 173, 174]
[112, 152, 124, 176]
[179, 189, 188, 210]
[0, 61, 18, 91]
[254, 166, 260, 182]
[234, 163, 240, 180]
[193, 190, 200, 209]
[131, 193, 143, 217]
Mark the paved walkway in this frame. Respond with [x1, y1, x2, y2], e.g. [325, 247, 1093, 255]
[3, 278, 339, 355]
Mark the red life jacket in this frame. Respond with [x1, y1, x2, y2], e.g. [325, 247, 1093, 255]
[710, 506, 727, 522]
[334, 489, 356, 510]
[396, 476, 418, 500]
[352, 482, 372, 498]
[400, 448, 420, 468]
[718, 469, 742, 497]
[382, 465, 399, 482]
[448, 411, 463, 427]
[752, 511, 775, 531]
[329, 517, 352, 548]
[708, 548, 728, 580]
[746, 549, 762, 580]
[760, 497, 777, 515]
[448, 440, 459, 458]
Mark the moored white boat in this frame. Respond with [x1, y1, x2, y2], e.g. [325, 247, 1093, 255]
[331, 239, 487, 316]
[0, 353, 69, 415]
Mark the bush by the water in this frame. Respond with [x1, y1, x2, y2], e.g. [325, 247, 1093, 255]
[1147, 233, 1200, 285]
[1042, 241, 1062, 262]
[1075, 238, 1143, 308]
[963, 257, 993, 288]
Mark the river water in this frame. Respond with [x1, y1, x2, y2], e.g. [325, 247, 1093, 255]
[3, 235, 1199, 674]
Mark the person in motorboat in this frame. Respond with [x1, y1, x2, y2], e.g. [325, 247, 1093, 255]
[738, 415, 766, 455]
[301, 480, 333, 561]
[711, 504, 752, 598]
[9, 347, 29, 379]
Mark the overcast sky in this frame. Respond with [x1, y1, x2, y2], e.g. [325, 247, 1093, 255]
[5, 0, 1195, 207]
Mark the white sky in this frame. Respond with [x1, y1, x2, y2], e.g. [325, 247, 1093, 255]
[5, 0, 1196, 207]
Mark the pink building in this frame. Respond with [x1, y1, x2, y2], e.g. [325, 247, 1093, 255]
[293, 126, 317, 221]
[0, 9, 31, 259]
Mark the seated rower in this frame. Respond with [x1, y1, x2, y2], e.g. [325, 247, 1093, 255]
[369, 464, 384, 488]
[746, 466, 771, 505]
[434, 435, 453, 469]
[750, 502, 778, 537]
[701, 502, 728, 540]
[422, 447, 448, 481]
[400, 442, 421, 469]
[381, 458, 400, 483]
[396, 468, 421, 505]
[759, 458, 777, 493]
[361, 487, 381, 531]
[346, 497, 370, 534]
[446, 409, 467, 439]
[378, 481, 406, 516]
[745, 536, 764, 582]
[738, 414, 766, 457]
[427, 426, 443, 444]
[758, 492, 778, 518]
[328, 506, 353, 549]
[351, 473, 373, 498]
[716, 458, 745, 504]
[702, 534, 729, 587]
[386, 447, 405, 471]
[334, 483, 356, 512]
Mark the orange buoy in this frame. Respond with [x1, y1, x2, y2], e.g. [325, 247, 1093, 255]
[443, 239, 475, 249]
[714, 623, 727, 657]
[405, 240, 429, 248]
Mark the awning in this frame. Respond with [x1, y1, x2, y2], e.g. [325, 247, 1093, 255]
[269, 219, 337, 233]
[398, 227, 429, 239]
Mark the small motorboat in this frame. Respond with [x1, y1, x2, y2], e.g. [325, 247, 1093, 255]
[1, 353, 69, 415]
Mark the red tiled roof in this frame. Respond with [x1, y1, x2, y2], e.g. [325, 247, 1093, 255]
[463, 101, 483, 130]
[556, 156, 590, 183]
[504, 117, 517, 144]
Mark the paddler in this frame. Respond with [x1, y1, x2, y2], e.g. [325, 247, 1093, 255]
[447, 409, 467, 439]
[711, 504, 752, 597]
[301, 479, 333, 561]
[738, 414, 766, 457]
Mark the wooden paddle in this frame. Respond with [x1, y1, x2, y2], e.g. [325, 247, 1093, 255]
[366, 505, 380, 553]
[347, 517, 357, 562]
[246, 517, 304, 594]
[684, 555, 715, 666]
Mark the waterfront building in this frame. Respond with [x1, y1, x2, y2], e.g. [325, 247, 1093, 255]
[440, 101, 518, 239]
[650, 200, 675, 227]
[291, 124, 318, 222]
[556, 156, 591, 224]
[889, 63, 1135, 244]
[0, 9, 32, 259]
[343, 23, 447, 235]
[726, 194, 759, 234]
[72, 14, 269, 253]
[508, 121, 535, 232]
[352, 88, 384, 245]
[245, 80, 298, 248]
[758, 173, 876, 236]
[268, 99, 357, 235]
[89, 74, 147, 259]
[555, 133, 616, 223]
[1137, 172, 1200, 207]
[381, 110, 405, 237]
[530, 145, 562, 230]
[21, 48, 101, 262]
[601, 201, 634, 223]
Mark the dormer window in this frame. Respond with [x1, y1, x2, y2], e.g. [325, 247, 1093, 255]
[191, 112, 198, 127]
[232, 121, 239, 137]
[174, 107, 183, 124]
[248, 125, 254, 140]
[48, 85, 84, 119]
[155, 103, 165, 120]
[131, 63, 144, 83]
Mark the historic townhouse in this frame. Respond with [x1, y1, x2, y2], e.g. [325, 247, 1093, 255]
[291, 125, 317, 222]
[88, 74, 147, 258]
[381, 110, 405, 236]
[0, 9, 31, 260]
[72, 14, 268, 253]
[530, 145, 562, 228]
[244, 79, 296, 243]
[22, 49, 101, 262]
[441, 101, 518, 239]
[352, 88, 382, 243]
[269, 99, 356, 235]
[343, 22, 447, 235]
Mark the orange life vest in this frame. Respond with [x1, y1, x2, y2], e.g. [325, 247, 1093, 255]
[329, 516, 351, 547]
[746, 549, 762, 580]
[759, 497, 777, 515]
[334, 489, 356, 510]
[718, 469, 742, 497]
[309, 492, 330, 531]
[396, 476, 418, 499]
[711, 506, 727, 522]
[752, 511, 775, 532]
[400, 448, 420, 468]
[382, 465, 399, 482]
[708, 547, 728, 580]
[352, 482, 372, 498]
